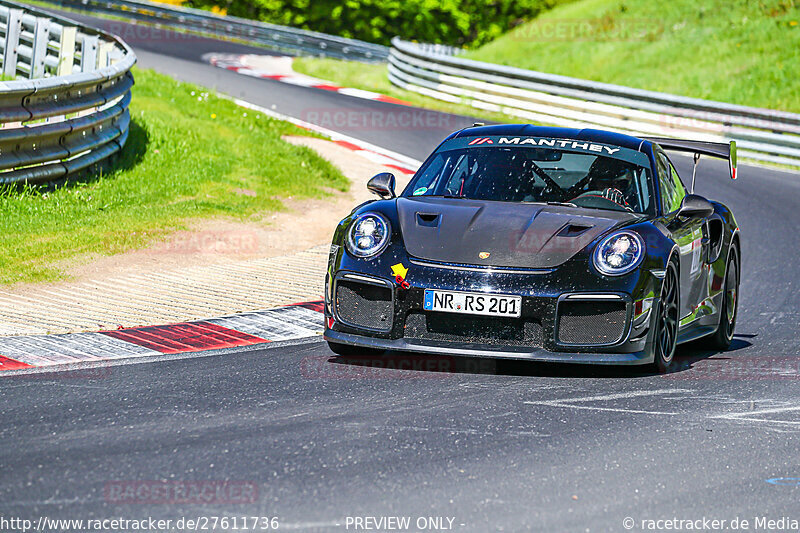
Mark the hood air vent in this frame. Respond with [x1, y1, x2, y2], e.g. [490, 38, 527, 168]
[557, 223, 594, 237]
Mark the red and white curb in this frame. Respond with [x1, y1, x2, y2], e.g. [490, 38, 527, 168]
[0, 301, 324, 373]
[206, 53, 411, 106]
[229, 96, 422, 176]
[206, 54, 422, 175]
[327, 139, 419, 176]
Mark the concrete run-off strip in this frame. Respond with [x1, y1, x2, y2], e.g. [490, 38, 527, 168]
[0, 246, 328, 336]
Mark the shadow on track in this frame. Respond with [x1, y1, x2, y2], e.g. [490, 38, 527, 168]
[669, 336, 754, 373]
[325, 335, 755, 380]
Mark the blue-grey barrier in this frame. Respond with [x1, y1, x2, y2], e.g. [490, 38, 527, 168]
[0, 0, 134, 184]
[389, 38, 800, 168]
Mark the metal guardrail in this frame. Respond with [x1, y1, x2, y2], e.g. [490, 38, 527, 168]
[0, 0, 134, 185]
[44, 0, 390, 62]
[389, 38, 800, 168]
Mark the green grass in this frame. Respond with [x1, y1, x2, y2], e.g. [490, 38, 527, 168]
[469, 0, 800, 112]
[0, 67, 347, 285]
[296, 0, 799, 114]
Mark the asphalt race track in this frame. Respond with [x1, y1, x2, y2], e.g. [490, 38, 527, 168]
[2, 10, 800, 532]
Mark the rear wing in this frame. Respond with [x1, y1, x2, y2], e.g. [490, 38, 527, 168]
[645, 137, 738, 188]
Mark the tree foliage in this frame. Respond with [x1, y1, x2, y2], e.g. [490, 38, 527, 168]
[188, 0, 566, 47]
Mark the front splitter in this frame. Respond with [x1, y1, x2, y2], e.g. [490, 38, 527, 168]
[324, 330, 653, 366]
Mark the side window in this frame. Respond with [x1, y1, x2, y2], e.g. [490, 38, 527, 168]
[668, 163, 687, 211]
[443, 154, 471, 195]
[635, 168, 651, 214]
[410, 154, 447, 195]
[657, 151, 687, 214]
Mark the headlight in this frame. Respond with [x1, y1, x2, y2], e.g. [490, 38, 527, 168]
[593, 231, 644, 276]
[346, 213, 391, 258]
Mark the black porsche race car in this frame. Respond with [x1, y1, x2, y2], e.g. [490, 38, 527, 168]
[323, 125, 740, 372]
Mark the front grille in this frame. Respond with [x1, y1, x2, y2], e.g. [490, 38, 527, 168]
[404, 312, 543, 348]
[335, 280, 393, 331]
[558, 300, 627, 345]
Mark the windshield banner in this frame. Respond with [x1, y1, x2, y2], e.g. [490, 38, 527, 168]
[438, 136, 651, 167]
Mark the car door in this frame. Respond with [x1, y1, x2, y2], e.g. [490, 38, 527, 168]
[656, 150, 707, 321]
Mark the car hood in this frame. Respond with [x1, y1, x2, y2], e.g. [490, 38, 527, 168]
[396, 197, 639, 269]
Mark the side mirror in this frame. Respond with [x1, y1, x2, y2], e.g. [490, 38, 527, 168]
[678, 194, 714, 219]
[367, 172, 396, 199]
[729, 140, 738, 180]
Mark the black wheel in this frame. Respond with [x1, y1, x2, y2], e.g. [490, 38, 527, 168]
[327, 341, 384, 356]
[704, 247, 739, 350]
[651, 260, 679, 373]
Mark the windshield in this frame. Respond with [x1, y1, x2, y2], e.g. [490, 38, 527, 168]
[403, 137, 655, 214]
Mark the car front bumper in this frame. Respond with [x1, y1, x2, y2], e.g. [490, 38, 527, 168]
[324, 263, 661, 365]
[324, 329, 654, 365]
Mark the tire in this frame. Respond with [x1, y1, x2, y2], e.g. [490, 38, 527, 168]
[651, 259, 680, 373]
[327, 341, 384, 356]
[704, 247, 739, 350]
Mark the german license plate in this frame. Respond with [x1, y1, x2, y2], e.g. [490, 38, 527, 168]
[423, 289, 522, 318]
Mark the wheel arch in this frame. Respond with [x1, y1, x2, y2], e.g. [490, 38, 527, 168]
[666, 243, 681, 272]
[730, 230, 741, 267]
[721, 229, 741, 283]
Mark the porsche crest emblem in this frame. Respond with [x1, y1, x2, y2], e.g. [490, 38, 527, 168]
[478, 252, 491, 259]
